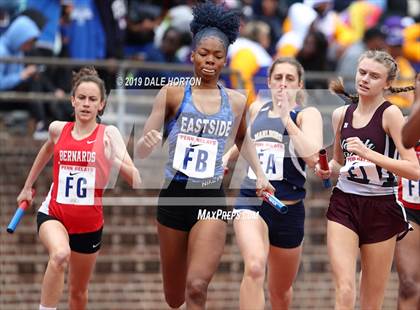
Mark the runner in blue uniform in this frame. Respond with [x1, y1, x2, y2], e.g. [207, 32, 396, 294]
[136, 2, 273, 309]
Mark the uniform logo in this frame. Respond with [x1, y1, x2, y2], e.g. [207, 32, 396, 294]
[87, 139, 97, 144]
[92, 241, 101, 249]
[343, 122, 348, 128]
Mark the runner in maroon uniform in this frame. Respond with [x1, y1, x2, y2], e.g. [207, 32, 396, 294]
[316, 50, 420, 309]
[17, 67, 140, 310]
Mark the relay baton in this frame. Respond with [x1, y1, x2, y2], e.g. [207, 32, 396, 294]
[319, 149, 331, 188]
[7, 189, 35, 234]
[262, 191, 288, 214]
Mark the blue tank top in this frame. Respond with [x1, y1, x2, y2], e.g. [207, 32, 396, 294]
[164, 83, 234, 184]
[242, 101, 306, 200]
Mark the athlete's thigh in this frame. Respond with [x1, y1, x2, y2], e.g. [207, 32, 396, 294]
[267, 245, 302, 291]
[186, 220, 226, 281]
[234, 212, 269, 263]
[157, 222, 189, 291]
[39, 219, 70, 253]
[327, 220, 359, 283]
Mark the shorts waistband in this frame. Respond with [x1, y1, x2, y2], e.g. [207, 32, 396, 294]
[333, 187, 397, 201]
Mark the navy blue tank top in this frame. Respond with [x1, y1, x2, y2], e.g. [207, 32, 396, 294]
[242, 101, 306, 200]
[164, 83, 234, 184]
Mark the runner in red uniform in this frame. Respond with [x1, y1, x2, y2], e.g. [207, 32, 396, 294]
[395, 142, 420, 309]
[402, 73, 420, 148]
[17, 67, 140, 310]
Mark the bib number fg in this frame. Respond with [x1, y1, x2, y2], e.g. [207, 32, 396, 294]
[57, 165, 96, 205]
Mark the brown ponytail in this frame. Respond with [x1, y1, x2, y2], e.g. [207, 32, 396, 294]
[329, 77, 359, 104]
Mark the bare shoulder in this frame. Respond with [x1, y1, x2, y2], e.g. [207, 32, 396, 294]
[48, 121, 67, 143]
[104, 124, 121, 136]
[298, 106, 322, 125]
[249, 100, 264, 118]
[332, 105, 349, 122]
[301, 106, 321, 117]
[383, 103, 403, 118]
[383, 104, 404, 131]
[225, 88, 247, 116]
[160, 84, 186, 115]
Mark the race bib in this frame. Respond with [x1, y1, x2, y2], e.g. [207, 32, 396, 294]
[57, 165, 96, 205]
[248, 141, 285, 180]
[402, 178, 420, 204]
[341, 155, 380, 185]
[173, 134, 218, 179]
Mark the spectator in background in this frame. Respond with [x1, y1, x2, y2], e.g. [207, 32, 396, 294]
[228, 20, 272, 104]
[0, 16, 39, 89]
[336, 27, 386, 93]
[0, 0, 21, 34]
[67, 0, 105, 60]
[276, 3, 317, 58]
[340, 0, 383, 43]
[252, 0, 285, 55]
[158, 27, 183, 63]
[0, 15, 44, 131]
[26, 0, 61, 56]
[94, 0, 127, 91]
[154, 4, 192, 50]
[95, 0, 126, 60]
[124, 2, 161, 59]
[403, 22, 420, 72]
[296, 31, 330, 89]
[25, 1, 70, 135]
[384, 16, 415, 109]
[304, 0, 357, 61]
[127, 26, 183, 90]
[386, 0, 408, 18]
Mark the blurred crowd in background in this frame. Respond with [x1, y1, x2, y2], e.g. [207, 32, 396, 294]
[0, 0, 419, 138]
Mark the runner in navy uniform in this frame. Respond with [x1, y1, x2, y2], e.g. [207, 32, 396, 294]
[316, 50, 420, 309]
[224, 58, 322, 309]
[136, 2, 273, 309]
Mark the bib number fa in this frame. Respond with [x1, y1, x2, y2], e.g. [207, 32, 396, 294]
[248, 141, 285, 180]
[57, 165, 96, 205]
[173, 134, 218, 179]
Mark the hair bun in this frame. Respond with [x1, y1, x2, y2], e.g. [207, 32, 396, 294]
[190, 1, 240, 45]
[72, 66, 99, 87]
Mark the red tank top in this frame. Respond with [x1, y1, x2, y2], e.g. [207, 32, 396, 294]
[398, 143, 420, 210]
[48, 122, 111, 233]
